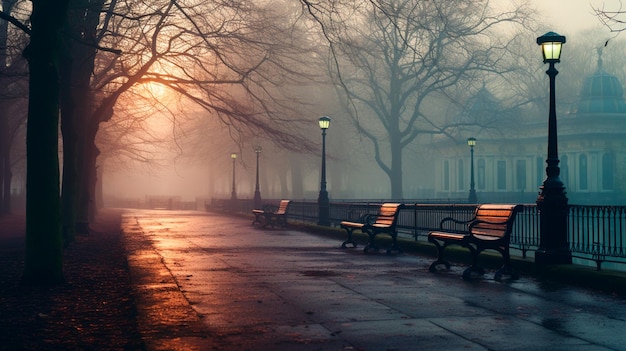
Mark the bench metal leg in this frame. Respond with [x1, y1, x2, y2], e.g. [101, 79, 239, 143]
[462, 266, 486, 280]
[364, 231, 402, 254]
[363, 230, 382, 253]
[494, 265, 518, 281]
[363, 242, 379, 253]
[276, 216, 287, 228]
[261, 214, 287, 229]
[252, 213, 263, 225]
[427, 238, 451, 272]
[341, 228, 358, 248]
[494, 249, 519, 281]
[465, 247, 519, 281]
[266, 216, 275, 228]
[261, 215, 271, 228]
[460, 245, 486, 280]
[428, 259, 451, 272]
[386, 234, 402, 254]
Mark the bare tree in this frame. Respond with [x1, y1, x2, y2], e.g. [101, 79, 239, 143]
[304, 0, 533, 198]
[0, 0, 325, 284]
[55, 0, 326, 236]
[595, 1, 626, 33]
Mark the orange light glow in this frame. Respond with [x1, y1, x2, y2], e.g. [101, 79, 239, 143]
[142, 81, 169, 100]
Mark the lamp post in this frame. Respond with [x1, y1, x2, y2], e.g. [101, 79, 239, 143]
[254, 146, 262, 208]
[467, 137, 477, 204]
[535, 31, 572, 266]
[230, 153, 237, 200]
[318, 116, 331, 226]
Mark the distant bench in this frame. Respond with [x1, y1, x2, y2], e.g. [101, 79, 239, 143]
[428, 204, 523, 281]
[339, 203, 404, 253]
[252, 200, 291, 229]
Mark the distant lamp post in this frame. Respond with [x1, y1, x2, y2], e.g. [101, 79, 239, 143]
[254, 146, 262, 208]
[467, 137, 477, 204]
[230, 153, 237, 200]
[318, 116, 331, 226]
[535, 31, 572, 266]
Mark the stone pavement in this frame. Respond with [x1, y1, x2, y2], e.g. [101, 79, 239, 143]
[122, 209, 626, 351]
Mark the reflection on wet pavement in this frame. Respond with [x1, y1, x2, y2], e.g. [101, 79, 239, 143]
[124, 209, 626, 351]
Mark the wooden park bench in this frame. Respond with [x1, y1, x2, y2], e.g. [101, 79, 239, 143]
[428, 204, 523, 281]
[252, 200, 291, 229]
[340, 203, 404, 253]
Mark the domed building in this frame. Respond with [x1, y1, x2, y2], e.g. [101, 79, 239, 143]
[431, 50, 626, 205]
[576, 49, 626, 115]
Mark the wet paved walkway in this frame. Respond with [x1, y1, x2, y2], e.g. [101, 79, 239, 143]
[122, 209, 626, 351]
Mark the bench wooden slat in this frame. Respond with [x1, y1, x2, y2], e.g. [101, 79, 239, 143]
[471, 228, 507, 238]
[374, 219, 394, 226]
[429, 231, 466, 241]
[339, 221, 365, 229]
[275, 201, 290, 215]
[474, 215, 510, 222]
[472, 234, 504, 242]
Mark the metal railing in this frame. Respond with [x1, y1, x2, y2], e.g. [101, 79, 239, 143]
[209, 198, 626, 271]
[569, 205, 626, 269]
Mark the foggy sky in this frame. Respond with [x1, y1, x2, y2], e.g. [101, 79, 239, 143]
[103, 0, 616, 204]
[528, 0, 605, 33]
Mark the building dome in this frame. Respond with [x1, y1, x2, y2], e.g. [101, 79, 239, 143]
[460, 85, 502, 125]
[576, 50, 626, 114]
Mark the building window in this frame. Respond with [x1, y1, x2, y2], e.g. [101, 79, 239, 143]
[458, 159, 464, 191]
[516, 160, 526, 191]
[443, 160, 449, 191]
[536, 157, 544, 187]
[561, 155, 569, 185]
[579, 154, 588, 190]
[477, 159, 485, 190]
[497, 160, 506, 190]
[603, 153, 614, 190]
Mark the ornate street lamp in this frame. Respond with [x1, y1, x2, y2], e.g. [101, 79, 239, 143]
[318, 116, 331, 226]
[467, 137, 477, 204]
[230, 153, 237, 200]
[254, 145, 262, 208]
[535, 31, 572, 265]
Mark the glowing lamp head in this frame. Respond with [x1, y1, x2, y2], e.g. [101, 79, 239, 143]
[230, 153, 237, 159]
[318, 116, 331, 130]
[467, 137, 476, 147]
[537, 31, 566, 63]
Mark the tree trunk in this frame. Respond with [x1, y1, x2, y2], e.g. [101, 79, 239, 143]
[22, 0, 69, 285]
[83, 135, 100, 223]
[0, 104, 10, 214]
[289, 154, 303, 199]
[59, 56, 78, 243]
[60, 0, 103, 236]
[389, 134, 403, 200]
[0, 0, 16, 215]
[95, 164, 103, 209]
[2, 143, 11, 214]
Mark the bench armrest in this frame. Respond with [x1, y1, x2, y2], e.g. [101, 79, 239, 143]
[363, 213, 378, 225]
[439, 216, 472, 229]
[467, 218, 511, 231]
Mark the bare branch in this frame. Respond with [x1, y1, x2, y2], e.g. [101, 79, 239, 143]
[0, 10, 30, 34]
